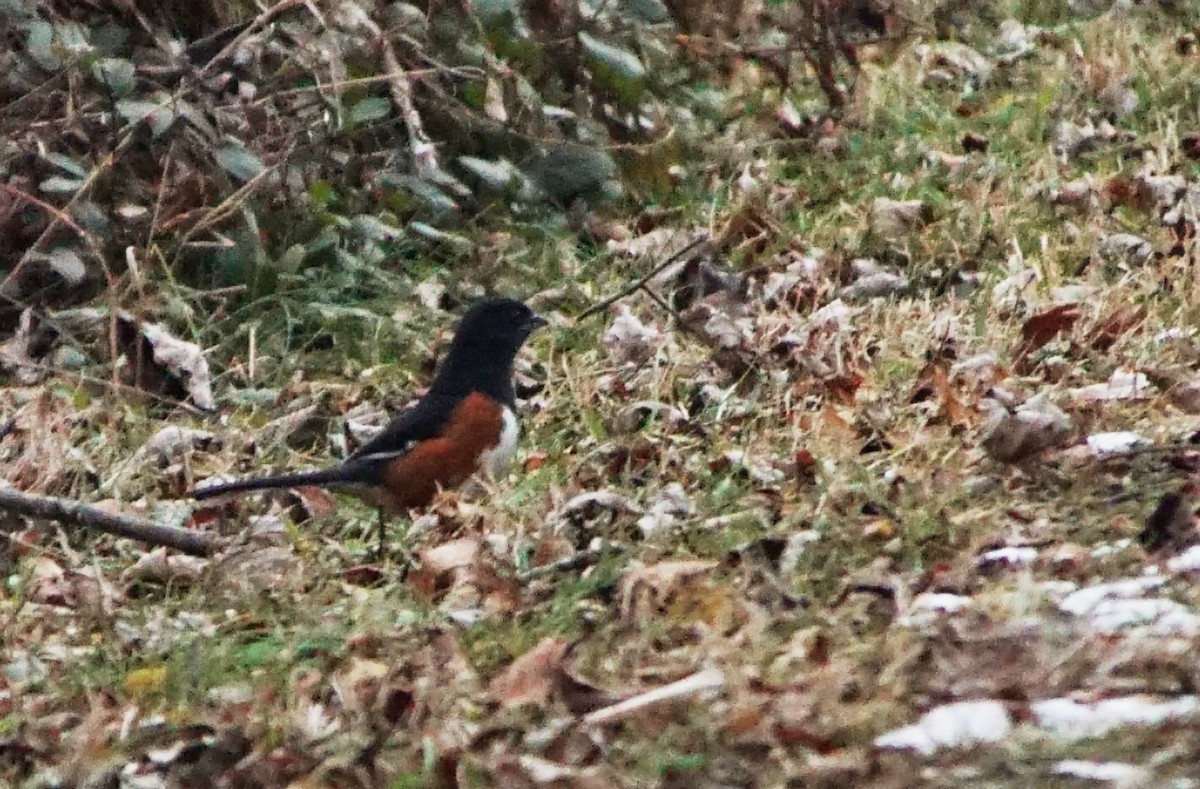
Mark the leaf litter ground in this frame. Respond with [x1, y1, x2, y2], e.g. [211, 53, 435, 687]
[5, 6, 1200, 788]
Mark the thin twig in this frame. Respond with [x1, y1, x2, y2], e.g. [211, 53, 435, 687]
[196, 0, 305, 79]
[576, 235, 710, 322]
[0, 487, 221, 556]
[518, 546, 613, 581]
[379, 37, 440, 177]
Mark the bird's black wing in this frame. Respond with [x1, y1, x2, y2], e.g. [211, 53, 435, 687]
[347, 392, 462, 463]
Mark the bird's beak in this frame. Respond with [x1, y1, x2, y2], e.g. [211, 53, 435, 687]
[527, 313, 548, 330]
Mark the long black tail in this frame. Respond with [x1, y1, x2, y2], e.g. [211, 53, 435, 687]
[193, 466, 359, 500]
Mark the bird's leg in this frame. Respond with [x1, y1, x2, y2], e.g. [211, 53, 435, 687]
[375, 507, 387, 561]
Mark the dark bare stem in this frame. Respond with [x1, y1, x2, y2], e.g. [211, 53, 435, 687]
[0, 487, 220, 556]
[576, 235, 711, 322]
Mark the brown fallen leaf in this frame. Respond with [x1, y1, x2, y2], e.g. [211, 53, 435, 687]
[1145, 369, 1200, 414]
[909, 361, 971, 430]
[1014, 303, 1080, 368]
[487, 637, 569, 710]
[1084, 304, 1146, 352]
[28, 556, 107, 612]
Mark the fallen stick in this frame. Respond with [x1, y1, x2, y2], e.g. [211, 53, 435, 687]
[581, 667, 725, 726]
[576, 234, 711, 322]
[0, 487, 220, 556]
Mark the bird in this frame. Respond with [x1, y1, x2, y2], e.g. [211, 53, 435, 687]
[194, 297, 547, 553]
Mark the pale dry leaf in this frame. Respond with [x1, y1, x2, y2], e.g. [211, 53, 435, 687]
[950, 351, 1003, 389]
[483, 75, 508, 122]
[140, 321, 215, 409]
[896, 593, 972, 628]
[1068, 368, 1151, 403]
[874, 700, 1011, 756]
[512, 755, 603, 784]
[810, 298, 853, 329]
[1097, 232, 1153, 268]
[211, 545, 303, 597]
[421, 537, 481, 575]
[603, 305, 663, 365]
[979, 394, 1072, 463]
[994, 18, 1039, 61]
[1135, 171, 1186, 212]
[607, 226, 692, 258]
[681, 302, 749, 349]
[553, 490, 642, 521]
[990, 267, 1039, 310]
[1033, 696, 1200, 741]
[924, 149, 968, 172]
[137, 425, 214, 460]
[1052, 761, 1146, 784]
[977, 546, 1038, 569]
[1058, 577, 1200, 636]
[840, 271, 909, 301]
[261, 402, 324, 447]
[1047, 175, 1099, 212]
[636, 482, 695, 539]
[1084, 431, 1147, 456]
[1055, 119, 1100, 159]
[122, 548, 209, 585]
[28, 557, 106, 611]
[1166, 545, 1200, 573]
[870, 198, 931, 239]
[914, 41, 993, 83]
[415, 279, 445, 310]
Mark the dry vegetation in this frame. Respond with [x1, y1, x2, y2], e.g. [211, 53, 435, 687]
[4, 0, 1200, 786]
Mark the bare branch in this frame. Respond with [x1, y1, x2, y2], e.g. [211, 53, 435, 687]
[0, 487, 220, 556]
[576, 235, 711, 322]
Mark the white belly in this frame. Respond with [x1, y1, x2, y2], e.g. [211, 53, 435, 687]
[479, 406, 519, 479]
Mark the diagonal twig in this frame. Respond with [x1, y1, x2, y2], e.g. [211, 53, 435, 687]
[576, 234, 711, 322]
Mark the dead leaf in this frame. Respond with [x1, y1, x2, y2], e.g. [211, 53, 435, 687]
[618, 559, 719, 622]
[870, 198, 932, 239]
[483, 76, 508, 122]
[603, 305, 662, 365]
[583, 668, 725, 726]
[636, 482, 695, 537]
[421, 537, 481, 576]
[487, 637, 569, 709]
[1068, 369, 1152, 403]
[122, 548, 209, 586]
[138, 425, 215, 460]
[1085, 305, 1146, 352]
[979, 395, 1072, 463]
[1014, 303, 1080, 367]
[28, 556, 106, 611]
[139, 320, 215, 409]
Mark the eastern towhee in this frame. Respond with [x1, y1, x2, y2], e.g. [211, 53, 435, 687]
[194, 298, 546, 548]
